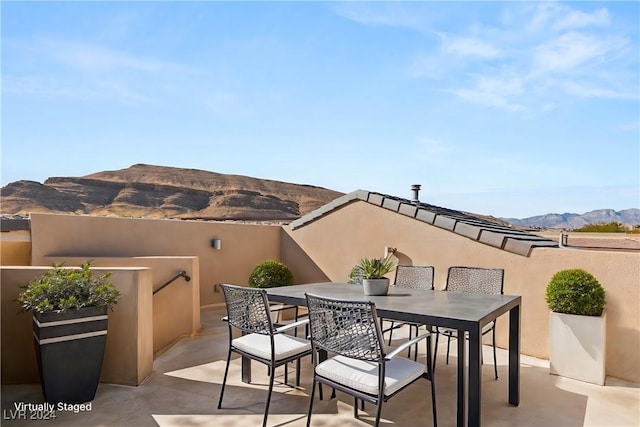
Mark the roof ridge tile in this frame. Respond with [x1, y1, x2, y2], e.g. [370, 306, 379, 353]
[289, 189, 558, 257]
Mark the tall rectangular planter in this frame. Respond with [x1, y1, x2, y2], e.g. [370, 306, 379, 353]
[33, 306, 109, 403]
[549, 310, 606, 385]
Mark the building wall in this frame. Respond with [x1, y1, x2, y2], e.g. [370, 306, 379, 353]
[29, 213, 282, 306]
[282, 201, 640, 383]
[0, 230, 31, 265]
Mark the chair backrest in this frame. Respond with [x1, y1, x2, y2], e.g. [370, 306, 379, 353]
[305, 293, 384, 362]
[393, 265, 434, 290]
[220, 284, 274, 335]
[445, 267, 504, 295]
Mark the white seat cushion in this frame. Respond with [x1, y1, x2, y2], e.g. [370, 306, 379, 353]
[316, 355, 425, 396]
[233, 333, 310, 361]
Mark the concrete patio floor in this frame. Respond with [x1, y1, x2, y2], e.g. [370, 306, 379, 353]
[2, 306, 639, 427]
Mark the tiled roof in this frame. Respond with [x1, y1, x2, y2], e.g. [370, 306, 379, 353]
[290, 190, 558, 257]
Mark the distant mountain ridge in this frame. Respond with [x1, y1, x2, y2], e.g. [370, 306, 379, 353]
[1, 164, 636, 228]
[0, 164, 343, 221]
[502, 209, 640, 230]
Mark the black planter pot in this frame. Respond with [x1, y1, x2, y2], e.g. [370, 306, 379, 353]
[33, 306, 109, 404]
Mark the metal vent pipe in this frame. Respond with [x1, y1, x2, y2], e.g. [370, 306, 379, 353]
[411, 184, 421, 203]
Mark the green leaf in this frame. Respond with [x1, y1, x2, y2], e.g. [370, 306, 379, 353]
[15, 260, 120, 314]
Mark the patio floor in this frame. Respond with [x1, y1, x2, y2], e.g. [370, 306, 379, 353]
[2, 306, 639, 427]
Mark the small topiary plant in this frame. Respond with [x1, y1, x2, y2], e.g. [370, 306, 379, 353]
[17, 260, 121, 314]
[248, 260, 294, 288]
[545, 269, 606, 316]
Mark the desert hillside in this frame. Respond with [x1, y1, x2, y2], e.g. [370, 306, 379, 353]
[0, 164, 344, 221]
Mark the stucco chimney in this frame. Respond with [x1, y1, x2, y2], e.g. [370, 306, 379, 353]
[411, 184, 421, 204]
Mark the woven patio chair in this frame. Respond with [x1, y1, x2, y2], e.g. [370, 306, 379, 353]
[434, 267, 504, 379]
[218, 284, 311, 427]
[382, 265, 435, 360]
[305, 293, 437, 427]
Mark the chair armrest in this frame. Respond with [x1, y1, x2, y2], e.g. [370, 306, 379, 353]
[385, 332, 431, 360]
[275, 318, 309, 334]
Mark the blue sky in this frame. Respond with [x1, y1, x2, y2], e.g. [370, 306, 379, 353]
[2, 1, 638, 218]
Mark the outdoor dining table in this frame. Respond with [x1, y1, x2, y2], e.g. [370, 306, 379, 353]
[261, 282, 521, 427]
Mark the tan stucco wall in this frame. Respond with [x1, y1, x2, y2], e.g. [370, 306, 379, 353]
[282, 201, 640, 383]
[1, 267, 153, 386]
[1, 230, 31, 265]
[29, 213, 282, 306]
[39, 256, 200, 354]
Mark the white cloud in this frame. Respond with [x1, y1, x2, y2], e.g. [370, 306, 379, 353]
[451, 87, 525, 112]
[407, 53, 450, 79]
[2, 36, 207, 105]
[533, 32, 616, 73]
[331, 3, 428, 32]
[408, 35, 502, 80]
[38, 38, 167, 72]
[401, 3, 633, 112]
[440, 34, 502, 59]
[552, 8, 611, 31]
[11, 36, 200, 75]
[562, 80, 638, 100]
[1, 74, 154, 105]
[617, 121, 639, 132]
[478, 74, 525, 97]
[417, 137, 454, 157]
[407, 2, 635, 113]
[529, 2, 563, 32]
[449, 74, 526, 112]
[530, 3, 611, 33]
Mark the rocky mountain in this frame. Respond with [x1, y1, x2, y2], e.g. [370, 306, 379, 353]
[0, 164, 343, 221]
[503, 209, 640, 230]
[2, 164, 636, 229]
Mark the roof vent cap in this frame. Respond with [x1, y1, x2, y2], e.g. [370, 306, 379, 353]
[411, 184, 421, 204]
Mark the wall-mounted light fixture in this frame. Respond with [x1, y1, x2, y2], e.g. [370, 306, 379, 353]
[211, 238, 222, 250]
[384, 246, 397, 257]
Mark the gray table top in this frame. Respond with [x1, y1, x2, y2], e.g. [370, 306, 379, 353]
[267, 282, 521, 330]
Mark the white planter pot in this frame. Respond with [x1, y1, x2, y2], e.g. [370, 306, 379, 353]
[549, 310, 606, 385]
[363, 278, 389, 296]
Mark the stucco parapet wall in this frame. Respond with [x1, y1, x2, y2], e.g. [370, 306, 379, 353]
[290, 190, 558, 257]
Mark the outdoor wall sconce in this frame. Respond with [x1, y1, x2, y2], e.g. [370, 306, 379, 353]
[384, 246, 397, 257]
[210, 239, 222, 250]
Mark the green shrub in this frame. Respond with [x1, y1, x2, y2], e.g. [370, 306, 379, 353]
[17, 261, 121, 314]
[248, 260, 294, 288]
[545, 269, 606, 316]
[573, 222, 629, 232]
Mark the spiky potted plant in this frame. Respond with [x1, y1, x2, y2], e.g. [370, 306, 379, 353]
[352, 254, 395, 296]
[545, 268, 606, 385]
[16, 261, 120, 404]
